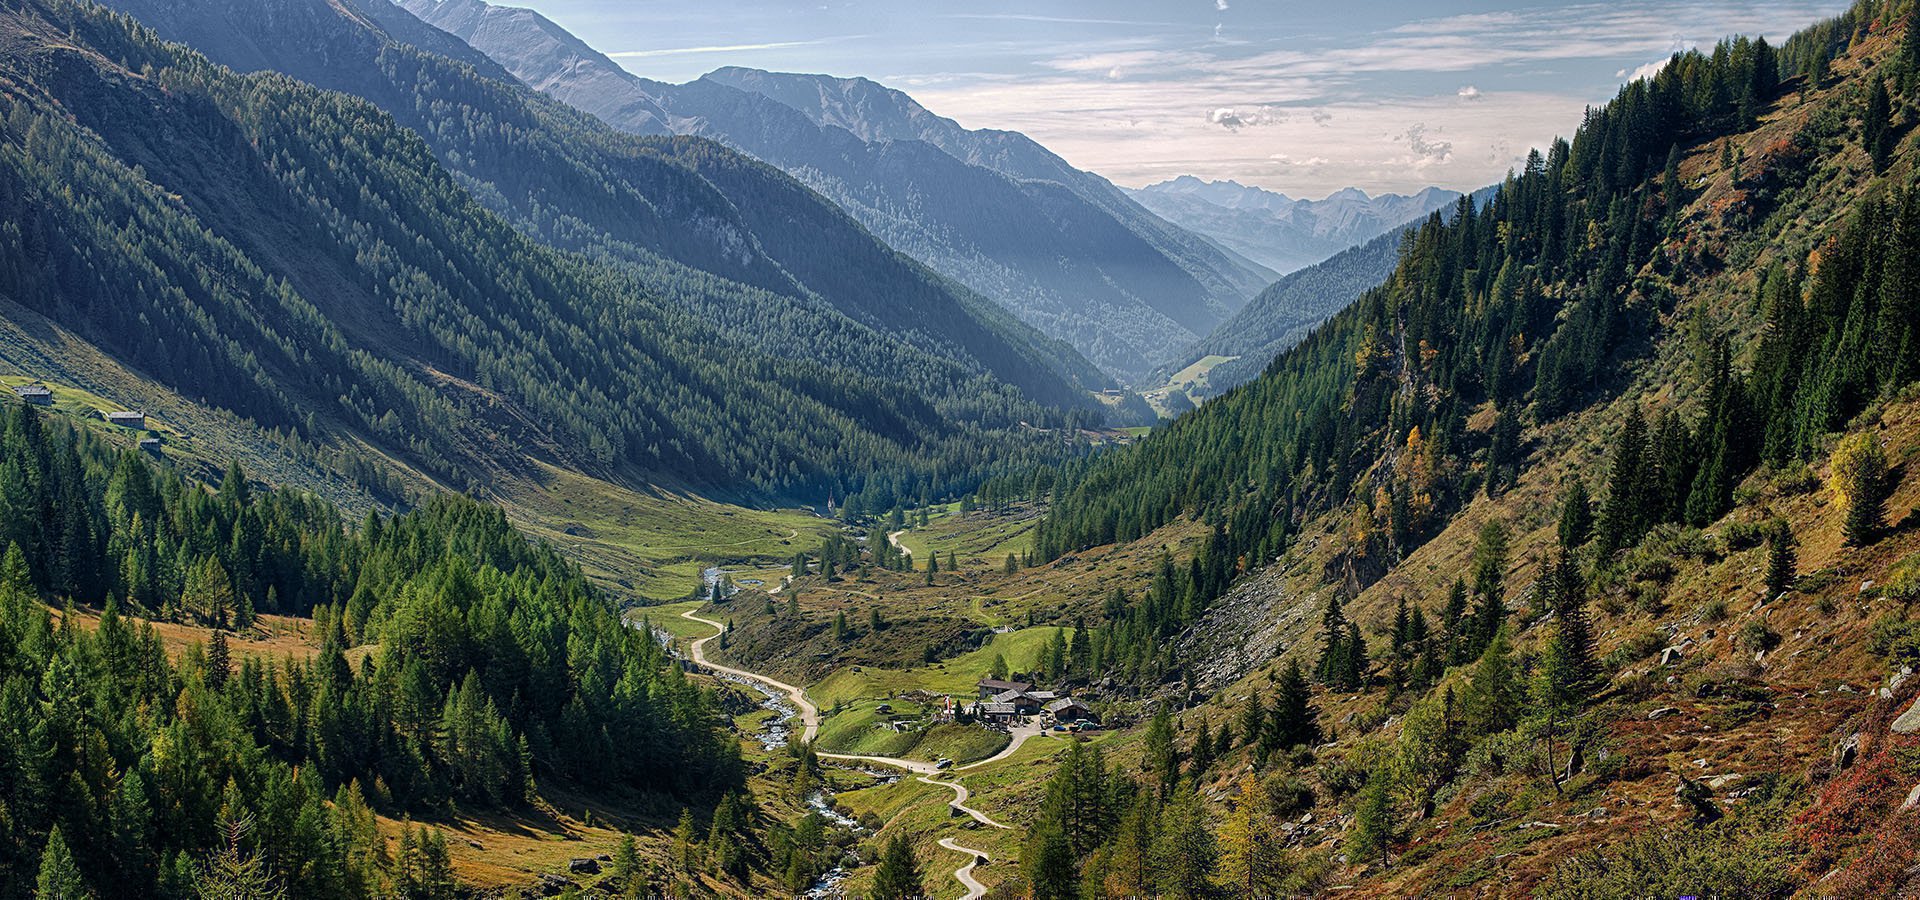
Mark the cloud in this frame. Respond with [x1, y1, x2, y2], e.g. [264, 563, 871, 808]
[1269, 153, 1329, 169]
[941, 13, 1181, 27]
[904, 0, 1848, 195]
[1398, 123, 1454, 164]
[1209, 106, 1288, 129]
[610, 37, 862, 58]
[1216, 0, 1230, 10]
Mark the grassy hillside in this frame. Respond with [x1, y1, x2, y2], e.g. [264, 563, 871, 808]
[951, 2, 1920, 896]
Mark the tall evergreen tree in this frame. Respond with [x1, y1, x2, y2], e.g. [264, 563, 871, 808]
[871, 835, 924, 900]
[1148, 791, 1217, 900]
[1596, 407, 1649, 553]
[1765, 520, 1797, 600]
[1866, 78, 1893, 174]
[1557, 480, 1594, 550]
[1021, 823, 1076, 900]
[1833, 432, 1889, 546]
[35, 827, 86, 900]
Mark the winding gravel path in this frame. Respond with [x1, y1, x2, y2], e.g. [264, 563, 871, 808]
[680, 608, 1008, 897]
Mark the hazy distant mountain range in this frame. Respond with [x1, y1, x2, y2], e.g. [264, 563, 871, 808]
[397, 0, 1274, 381]
[1129, 176, 1461, 276]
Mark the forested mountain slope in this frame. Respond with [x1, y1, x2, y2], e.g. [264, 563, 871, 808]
[1159, 185, 1502, 401]
[0, 403, 740, 897]
[0, 0, 1090, 521]
[100, 0, 1109, 413]
[1001, 1, 1920, 894]
[397, 0, 1271, 380]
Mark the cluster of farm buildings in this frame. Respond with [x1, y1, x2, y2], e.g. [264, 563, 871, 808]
[968, 678, 1096, 727]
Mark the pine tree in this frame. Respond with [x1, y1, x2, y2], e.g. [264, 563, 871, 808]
[1341, 622, 1368, 691]
[1866, 78, 1893, 174]
[196, 816, 287, 900]
[36, 826, 88, 900]
[1218, 775, 1287, 897]
[1557, 480, 1593, 549]
[1906, 4, 1920, 72]
[1241, 691, 1269, 757]
[1441, 579, 1472, 664]
[1148, 790, 1217, 900]
[870, 834, 923, 900]
[1144, 706, 1179, 796]
[1765, 520, 1797, 600]
[671, 809, 699, 873]
[1020, 822, 1076, 900]
[1190, 720, 1215, 777]
[1462, 628, 1522, 739]
[611, 833, 643, 899]
[1833, 432, 1889, 546]
[1315, 596, 1351, 686]
[1534, 628, 1590, 795]
[1348, 771, 1396, 867]
[1596, 407, 1648, 553]
[207, 630, 230, 690]
[1068, 618, 1090, 675]
[1272, 660, 1320, 750]
[1547, 554, 1597, 693]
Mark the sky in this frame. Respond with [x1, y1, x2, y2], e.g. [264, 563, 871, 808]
[507, 0, 1854, 198]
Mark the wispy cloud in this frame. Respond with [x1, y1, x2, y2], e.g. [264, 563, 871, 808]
[554, 0, 1852, 195]
[941, 13, 1180, 27]
[610, 36, 864, 59]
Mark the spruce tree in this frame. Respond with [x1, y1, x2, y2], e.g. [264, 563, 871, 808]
[1315, 596, 1351, 685]
[1462, 628, 1522, 739]
[1148, 791, 1217, 899]
[1240, 692, 1268, 755]
[1020, 822, 1075, 900]
[1833, 432, 1889, 546]
[871, 834, 924, 900]
[1596, 407, 1648, 553]
[1273, 660, 1319, 749]
[1866, 78, 1893, 174]
[1347, 772, 1396, 866]
[207, 629, 230, 690]
[1547, 553, 1597, 693]
[1765, 520, 1797, 600]
[1190, 720, 1215, 777]
[1441, 579, 1472, 664]
[1341, 623, 1368, 692]
[1557, 480, 1593, 549]
[35, 826, 87, 900]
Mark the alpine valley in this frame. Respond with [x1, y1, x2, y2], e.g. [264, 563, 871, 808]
[1, 0, 1919, 898]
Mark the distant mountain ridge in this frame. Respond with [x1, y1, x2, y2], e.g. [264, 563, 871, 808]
[396, 0, 1272, 381]
[1157, 185, 1499, 400]
[1129, 176, 1461, 276]
[17, 0, 1103, 517]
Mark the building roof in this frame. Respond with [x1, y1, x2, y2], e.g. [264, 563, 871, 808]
[1044, 698, 1091, 713]
[992, 689, 1029, 704]
[977, 702, 1017, 715]
[13, 384, 49, 395]
[1026, 691, 1059, 701]
[977, 679, 1032, 693]
[107, 411, 144, 420]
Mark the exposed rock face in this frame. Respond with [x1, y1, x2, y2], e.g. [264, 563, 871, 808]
[1894, 696, 1920, 735]
[1179, 563, 1318, 691]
